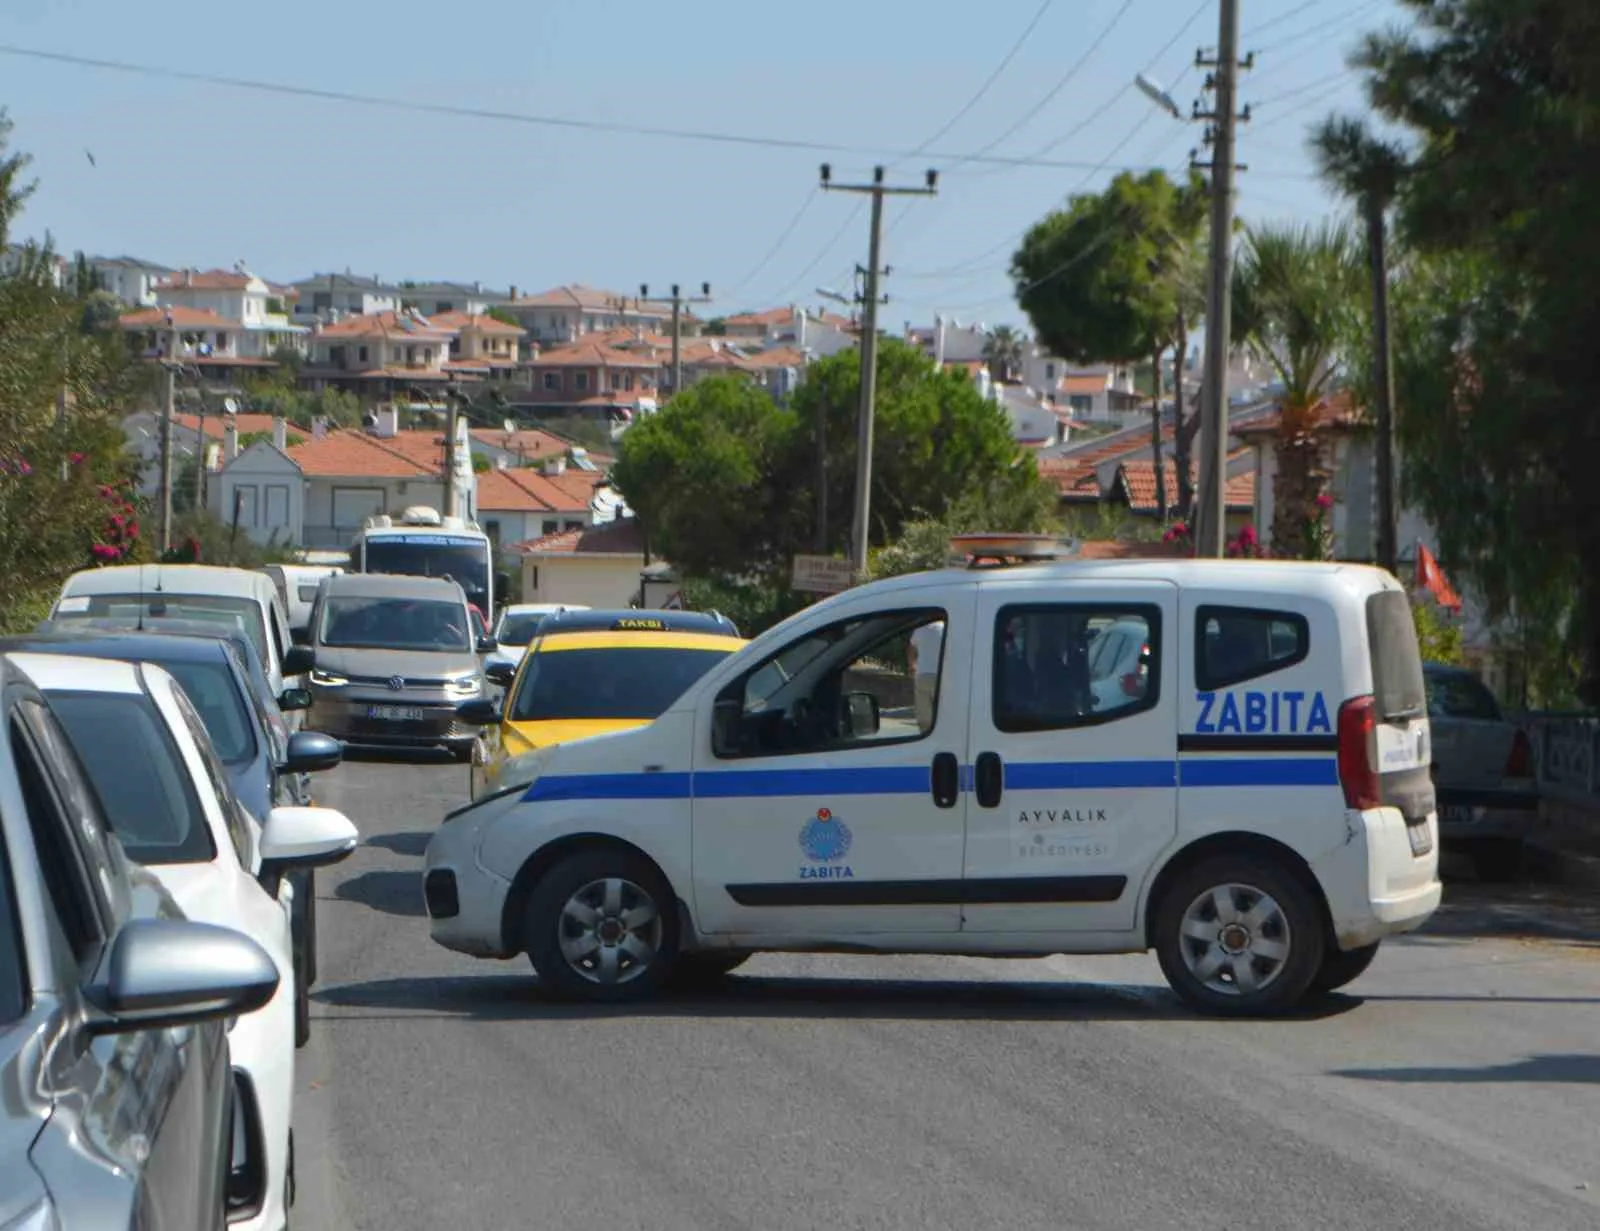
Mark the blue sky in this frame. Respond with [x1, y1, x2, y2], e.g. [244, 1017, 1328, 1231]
[2, 0, 1408, 328]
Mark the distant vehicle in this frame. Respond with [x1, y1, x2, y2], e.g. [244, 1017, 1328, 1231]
[50, 563, 310, 704]
[486, 603, 590, 675]
[304, 572, 495, 760]
[0, 651, 279, 1231]
[263, 563, 345, 634]
[349, 506, 496, 624]
[1424, 661, 1539, 881]
[14, 650, 355, 1228]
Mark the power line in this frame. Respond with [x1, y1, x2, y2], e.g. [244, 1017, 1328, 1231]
[1250, 0, 1387, 56]
[721, 189, 819, 299]
[1253, 69, 1353, 108]
[1145, 0, 1215, 74]
[0, 42, 1176, 174]
[767, 201, 865, 304]
[1242, 0, 1320, 41]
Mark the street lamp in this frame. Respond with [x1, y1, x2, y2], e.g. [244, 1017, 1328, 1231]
[1135, 73, 1183, 120]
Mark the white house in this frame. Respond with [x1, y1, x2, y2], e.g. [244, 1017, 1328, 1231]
[121, 409, 285, 498]
[503, 284, 673, 348]
[400, 281, 511, 318]
[153, 266, 309, 358]
[290, 272, 403, 323]
[208, 437, 304, 546]
[721, 305, 856, 358]
[1, 243, 67, 287]
[87, 254, 171, 305]
[512, 518, 650, 608]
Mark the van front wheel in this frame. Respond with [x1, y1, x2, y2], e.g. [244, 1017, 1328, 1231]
[1155, 856, 1325, 1017]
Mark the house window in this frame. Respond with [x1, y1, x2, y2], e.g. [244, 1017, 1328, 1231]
[329, 345, 346, 369]
[623, 373, 633, 391]
[543, 371, 562, 391]
[215, 332, 228, 350]
[542, 519, 559, 535]
[1069, 394, 1092, 415]
[233, 484, 259, 528]
[264, 485, 290, 529]
[1045, 363, 1056, 381]
[574, 372, 590, 392]
[407, 346, 417, 365]
[563, 519, 584, 531]
[436, 301, 453, 313]
[358, 345, 369, 363]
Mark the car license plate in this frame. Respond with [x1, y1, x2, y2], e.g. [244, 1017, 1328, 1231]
[368, 705, 425, 722]
[1407, 820, 1434, 856]
[1441, 804, 1478, 826]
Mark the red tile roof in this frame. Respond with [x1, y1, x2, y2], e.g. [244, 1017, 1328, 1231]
[469, 427, 571, 461]
[531, 339, 661, 369]
[1230, 389, 1366, 436]
[175, 412, 280, 439]
[1061, 373, 1110, 396]
[511, 517, 644, 556]
[1115, 450, 1255, 512]
[1074, 539, 1191, 560]
[476, 467, 593, 514]
[284, 428, 443, 478]
[427, 310, 526, 337]
[1037, 425, 1180, 500]
[742, 345, 808, 369]
[120, 305, 240, 330]
[315, 311, 453, 342]
[511, 285, 668, 314]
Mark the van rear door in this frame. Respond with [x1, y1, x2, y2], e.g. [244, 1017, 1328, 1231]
[1363, 589, 1436, 850]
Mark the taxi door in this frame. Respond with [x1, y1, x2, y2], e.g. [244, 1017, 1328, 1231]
[960, 577, 1180, 933]
[690, 585, 975, 936]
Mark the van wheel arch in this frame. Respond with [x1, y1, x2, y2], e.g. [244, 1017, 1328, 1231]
[1142, 832, 1333, 948]
[500, 834, 684, 955]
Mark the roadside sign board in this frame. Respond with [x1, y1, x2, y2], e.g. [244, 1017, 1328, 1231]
[791, 554, 855, 595]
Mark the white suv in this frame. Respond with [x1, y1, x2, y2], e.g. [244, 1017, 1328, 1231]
[424, 549, 1441, 1017]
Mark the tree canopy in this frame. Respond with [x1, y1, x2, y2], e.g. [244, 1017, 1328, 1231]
[1353, 0, 1600, 698]
[611, 340, 1053, 586]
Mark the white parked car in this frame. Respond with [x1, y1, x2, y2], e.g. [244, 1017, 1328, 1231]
[485, 603, 589, 681]
[425, 546, 1441, 1017]
[14, 652, 359, 1230]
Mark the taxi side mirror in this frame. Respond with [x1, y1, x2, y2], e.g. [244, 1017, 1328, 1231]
[842, 691, 880, 738]
[485, 661, 517, 689]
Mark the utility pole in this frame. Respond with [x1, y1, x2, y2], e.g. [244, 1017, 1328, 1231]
[1192, 0, 1250, 558]
[641, 282, 711, 398]
[157, 315, 178, 554]
[820, 163, 938, 576]
[193, 381, 207, 520]
[1368, 198, 1398, 575]
[442, 384, 460, 520]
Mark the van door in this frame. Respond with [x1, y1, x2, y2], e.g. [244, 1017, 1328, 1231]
[690, 586, 974, 936]
[961, 579, 1179, 933]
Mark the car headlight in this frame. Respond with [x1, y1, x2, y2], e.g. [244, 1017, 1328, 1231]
[445, 674, 484, 696]
[310, 668, 347, 687]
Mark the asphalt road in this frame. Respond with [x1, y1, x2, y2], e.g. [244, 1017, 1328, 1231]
[294, 757, 1600, 1231]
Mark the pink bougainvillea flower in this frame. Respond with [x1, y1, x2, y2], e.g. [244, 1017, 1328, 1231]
[91, 543, 120, 561]
[69, 452, 86, 465]
[1315, 492, 1333, 510]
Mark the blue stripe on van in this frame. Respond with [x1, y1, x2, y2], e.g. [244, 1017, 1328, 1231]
[521, 756, 1341, 802]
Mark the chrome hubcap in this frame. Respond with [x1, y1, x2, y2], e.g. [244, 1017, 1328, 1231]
[1178, 882, 1292, 997]
[557, 877, 662, 985]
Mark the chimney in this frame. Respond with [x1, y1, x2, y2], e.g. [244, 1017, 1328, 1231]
[271, 415, 287, 451]
[473, 280, 482, 293]
[509, 284, 518, 301]
[542, 455, 567, 476]
[796, 308, 807, 350]
[788, 303, 799, 344]
[312, 416, 328, 440]
[934, 315, 946, 367]
[223, 419, 240, 462]
[375, 404, 400, 438]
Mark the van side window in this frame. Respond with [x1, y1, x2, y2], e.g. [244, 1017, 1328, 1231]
[993, 605, 1161, 733]
[1195, 605, 1309, 691]
[713, 608, 945, 758]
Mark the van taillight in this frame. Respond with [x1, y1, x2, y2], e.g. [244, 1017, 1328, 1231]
[1337, 695, 1381, 810]
[1506, 729, 1532, 779]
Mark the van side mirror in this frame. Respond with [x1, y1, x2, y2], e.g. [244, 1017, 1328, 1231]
[456, 699, 501, 726]
[290, 626, 312, 646]
[281, 645, 315, 675]
[842, 691, 880, 738]
[277, 687, 313, 713]
[485, 661, 517, 689]
[476, 636, 498, 655]
[83, 920, 279, 1036]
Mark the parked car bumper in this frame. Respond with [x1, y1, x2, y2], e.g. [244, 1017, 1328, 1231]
[308, 693, 478, 752]
[1437, 786, 1540, 840]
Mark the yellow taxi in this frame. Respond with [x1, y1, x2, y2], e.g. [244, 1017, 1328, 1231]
[461, 608, 745, 799]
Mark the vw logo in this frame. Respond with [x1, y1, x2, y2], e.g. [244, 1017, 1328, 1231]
[387, 675, 406, 692]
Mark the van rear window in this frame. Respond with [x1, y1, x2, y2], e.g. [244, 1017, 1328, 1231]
[1365, 590, 1426, 721]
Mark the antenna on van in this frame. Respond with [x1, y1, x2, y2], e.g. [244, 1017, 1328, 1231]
[136, 561, 146, 630]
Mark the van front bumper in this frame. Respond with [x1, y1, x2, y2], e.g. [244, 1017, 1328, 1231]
[1314, 807, 1443, 951]
[423, 808, 514, 958]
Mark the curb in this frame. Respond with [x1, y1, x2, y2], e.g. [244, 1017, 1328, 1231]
[1526, 840, 1600, 893]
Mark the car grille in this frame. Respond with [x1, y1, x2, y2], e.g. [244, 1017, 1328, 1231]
[343, 673, 453, 689]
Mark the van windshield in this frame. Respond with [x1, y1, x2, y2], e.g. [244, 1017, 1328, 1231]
[320, 595, 471, 651]
[56, 593, 267, 663]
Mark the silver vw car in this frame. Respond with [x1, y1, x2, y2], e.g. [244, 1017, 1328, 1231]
[303, 572, 492, 760]
[0, 651, 279, 1229]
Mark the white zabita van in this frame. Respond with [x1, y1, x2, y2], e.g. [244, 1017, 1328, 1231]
[423, 538, 1441, 1017]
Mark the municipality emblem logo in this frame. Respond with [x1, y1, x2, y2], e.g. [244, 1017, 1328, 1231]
[798, 807, 852, 862]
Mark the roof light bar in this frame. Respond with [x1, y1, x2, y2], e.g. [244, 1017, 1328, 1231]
[947, 533, 1080, 568]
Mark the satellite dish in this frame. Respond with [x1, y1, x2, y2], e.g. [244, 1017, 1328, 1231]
[503, 419, 516, 435]
[222, 398, 239, 416]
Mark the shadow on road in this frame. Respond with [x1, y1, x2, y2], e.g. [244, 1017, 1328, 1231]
[365, 831, 431, 857]
[1421, 881, 1600, 945]
[1334, 1052, 1600, 1084]
[340, 745, 462, 767]
[313, 970, 1366, 1025]
[333, 870, 425, 917]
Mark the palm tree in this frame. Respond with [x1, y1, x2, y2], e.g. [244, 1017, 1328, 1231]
[1312, 114, 1410, 575]
[1232, 220, 1364, 558]
[983, 324, 1026, 384]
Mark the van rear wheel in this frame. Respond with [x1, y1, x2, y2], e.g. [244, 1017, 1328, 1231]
[1155, 855, 1325, 1017]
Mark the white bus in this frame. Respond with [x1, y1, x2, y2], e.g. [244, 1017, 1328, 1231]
[349, 506, 496, 622]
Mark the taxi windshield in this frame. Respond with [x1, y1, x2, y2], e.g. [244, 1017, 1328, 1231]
[511, 645, 731, 721]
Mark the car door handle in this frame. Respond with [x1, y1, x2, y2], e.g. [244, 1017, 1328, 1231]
[930, 752, 959, 808]
[974, 751, 1003, 809]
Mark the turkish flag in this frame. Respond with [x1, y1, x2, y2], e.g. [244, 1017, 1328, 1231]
[1415, 543, 1462, 610]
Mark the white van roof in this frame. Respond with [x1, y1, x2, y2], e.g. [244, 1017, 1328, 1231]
[60, 563, 280, 603]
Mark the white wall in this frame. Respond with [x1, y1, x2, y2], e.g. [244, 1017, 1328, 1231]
[301, 476, 448, 549]
[211, 442, 303, 546]
[520, 555, 645, 607]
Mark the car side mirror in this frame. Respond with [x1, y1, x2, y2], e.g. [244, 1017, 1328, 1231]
[485, 661, 517, 689]
[83, 919, 279, 1036]
[259, 805, 359, 876]
[456, 698, 501, 726]
[280, 730, 342, 774]
[476, 636, 498, 655]
[290, 625, 312, 646]
[843, 691, 880, 738]
[281, 645, 315, 675]
[277, 687, 313, 713]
